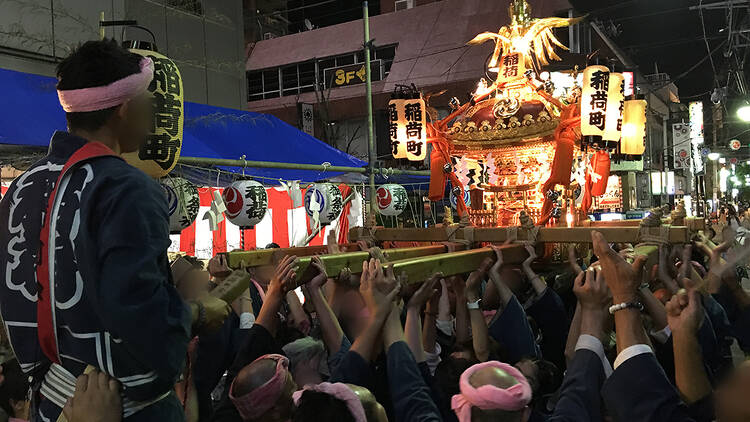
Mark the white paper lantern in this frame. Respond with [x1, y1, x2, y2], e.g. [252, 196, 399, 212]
[580, 65, 610, 137]
[304, 183, 343, 225]
[376, 184, 408, 216]
[450, 189, 471, 209]
[222, 180, 268, 228]
[161, 177, 199, 234]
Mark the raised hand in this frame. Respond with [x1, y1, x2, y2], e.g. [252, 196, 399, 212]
[568, 245, 583, 276]
[489, 245, 505, 282]
[360, 259, 401, 319]
[308, 256, 328, 290]
[666, 279, 704, 336]
[327, 231, 341, 254]
[408, 273, 442, 310]
[207, 254, 232, 278]
[466, 258, 493, 302]
[573, 267, 611, 311]
[267, 255, 299, 297]
[591, 231, 647, 301]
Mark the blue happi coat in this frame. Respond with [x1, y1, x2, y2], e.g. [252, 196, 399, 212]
[0, 131, 191, 420]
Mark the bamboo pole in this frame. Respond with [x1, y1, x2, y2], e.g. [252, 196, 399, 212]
[224, 243, 360, 268]
[292, 245, 449, 285]
[176, 156, 430, 176]
[389, 244, 527, 284]
[350, 225, 695, 244]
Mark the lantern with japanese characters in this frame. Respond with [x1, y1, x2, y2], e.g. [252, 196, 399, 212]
[580, 65, 610, 137]
[305, 183, 343, 225]
[388, 97, 427, 161]
[222, 180, 268, 228]
[602, 72, 624, 141]
[376, 184, 408, 216]
[161, 177, 199, 234]
[621, 100, 647, 155]
[123, 48, 183, 178]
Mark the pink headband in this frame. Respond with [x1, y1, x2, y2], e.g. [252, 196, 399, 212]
[292, 382, 367, 422]
[57, 57, 154, 112]
[230, 354, 289, 421]
[451, 361, 532, 422]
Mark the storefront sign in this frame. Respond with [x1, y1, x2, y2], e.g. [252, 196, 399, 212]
[323, 60, 382, 89]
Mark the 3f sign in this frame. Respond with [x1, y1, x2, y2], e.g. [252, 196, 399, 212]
[335, 66, 366, 85]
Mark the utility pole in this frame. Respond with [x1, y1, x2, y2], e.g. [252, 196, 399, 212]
[363, 1, 376, 218]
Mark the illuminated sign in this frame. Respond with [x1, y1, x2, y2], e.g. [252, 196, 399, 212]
[623, 71, 634, 97]
[388, 97, 427, 161]
[323, 60, 382, 89]
[689, 101, 704, 143]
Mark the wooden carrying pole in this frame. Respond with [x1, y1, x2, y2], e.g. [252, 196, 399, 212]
[350, 225, 698, 244]
[224, 243, 360, 268]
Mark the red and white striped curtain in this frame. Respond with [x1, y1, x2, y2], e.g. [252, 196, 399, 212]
[170, 186, 363, 259]
[0, 183, 363, 260]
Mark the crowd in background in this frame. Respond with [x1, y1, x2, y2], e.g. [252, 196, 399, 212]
[0, 225, 745, 422]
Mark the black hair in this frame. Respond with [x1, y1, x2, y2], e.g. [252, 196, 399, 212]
[0, 359, 28, 416]
[265, 242, 281, 249]
[56, 39, 143, 132]
[292, 390, 356, 422]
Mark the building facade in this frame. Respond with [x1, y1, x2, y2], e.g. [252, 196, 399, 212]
[0, 0, 247, 109]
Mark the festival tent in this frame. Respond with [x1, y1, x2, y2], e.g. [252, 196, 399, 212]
[0, 67, 374, 254]
[0, 67, 367, 183]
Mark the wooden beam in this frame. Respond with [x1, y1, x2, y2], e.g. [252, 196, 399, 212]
[225, 243, 360, 268]
[351, 226, 693, 244]
[389, 244, 528, 285]
[293, 245, 449, 285]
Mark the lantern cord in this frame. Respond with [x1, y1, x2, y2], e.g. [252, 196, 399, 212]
[240, 155, 247, 177]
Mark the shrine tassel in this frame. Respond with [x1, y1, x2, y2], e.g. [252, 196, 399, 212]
[338, 184, 353, 244]
[538, 116, 580, 225]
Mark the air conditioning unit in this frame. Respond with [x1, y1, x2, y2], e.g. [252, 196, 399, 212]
[395, 0, 414, 11]
[263, 32, 278, 40]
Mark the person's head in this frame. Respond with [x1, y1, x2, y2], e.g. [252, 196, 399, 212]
[345, 384, 388, 422]
[0, 359, 29, 419]
[282, 337, 328, 387]
[292, 383, 367, 422]
[56, 39, 153, 153]
[171, 255, 209, 301]
[716, 361, 750, 422]
[452, 361, 532, 422]
[231, 354, 297, 422]
[515, 357, 562, 411]
[435, 355, 475, 404]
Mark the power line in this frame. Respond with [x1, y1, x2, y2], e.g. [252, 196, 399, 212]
[699, 0, 721, 88]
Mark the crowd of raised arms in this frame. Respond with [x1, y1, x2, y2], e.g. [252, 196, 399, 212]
[1, 225, 747, 422]
[1, 40, 750, 422]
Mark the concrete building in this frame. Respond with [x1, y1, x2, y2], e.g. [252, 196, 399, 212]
[245, 0, 573, 162]
[0, 0, 247, 109]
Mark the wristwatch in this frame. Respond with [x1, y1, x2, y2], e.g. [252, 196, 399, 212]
[466, 298, 481, 310]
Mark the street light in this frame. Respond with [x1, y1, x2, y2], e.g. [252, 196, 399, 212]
[708, 152, 720, 161]
[738, 101, 750, 122]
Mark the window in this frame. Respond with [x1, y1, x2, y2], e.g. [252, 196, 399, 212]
[246, 45, 398, 102]
[395, 0, 414, 11]
[164, 0, 203, 15]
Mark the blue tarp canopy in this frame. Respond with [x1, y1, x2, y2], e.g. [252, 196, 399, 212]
[0, 67, 368, 183]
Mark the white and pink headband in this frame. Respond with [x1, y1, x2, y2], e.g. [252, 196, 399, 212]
[451, 361, 532, 422]
[292, 382, 367, 422]
[57, 57, 154, 112]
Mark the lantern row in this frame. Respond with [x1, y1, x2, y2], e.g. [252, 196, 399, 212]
[578, 65, 646, 155]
